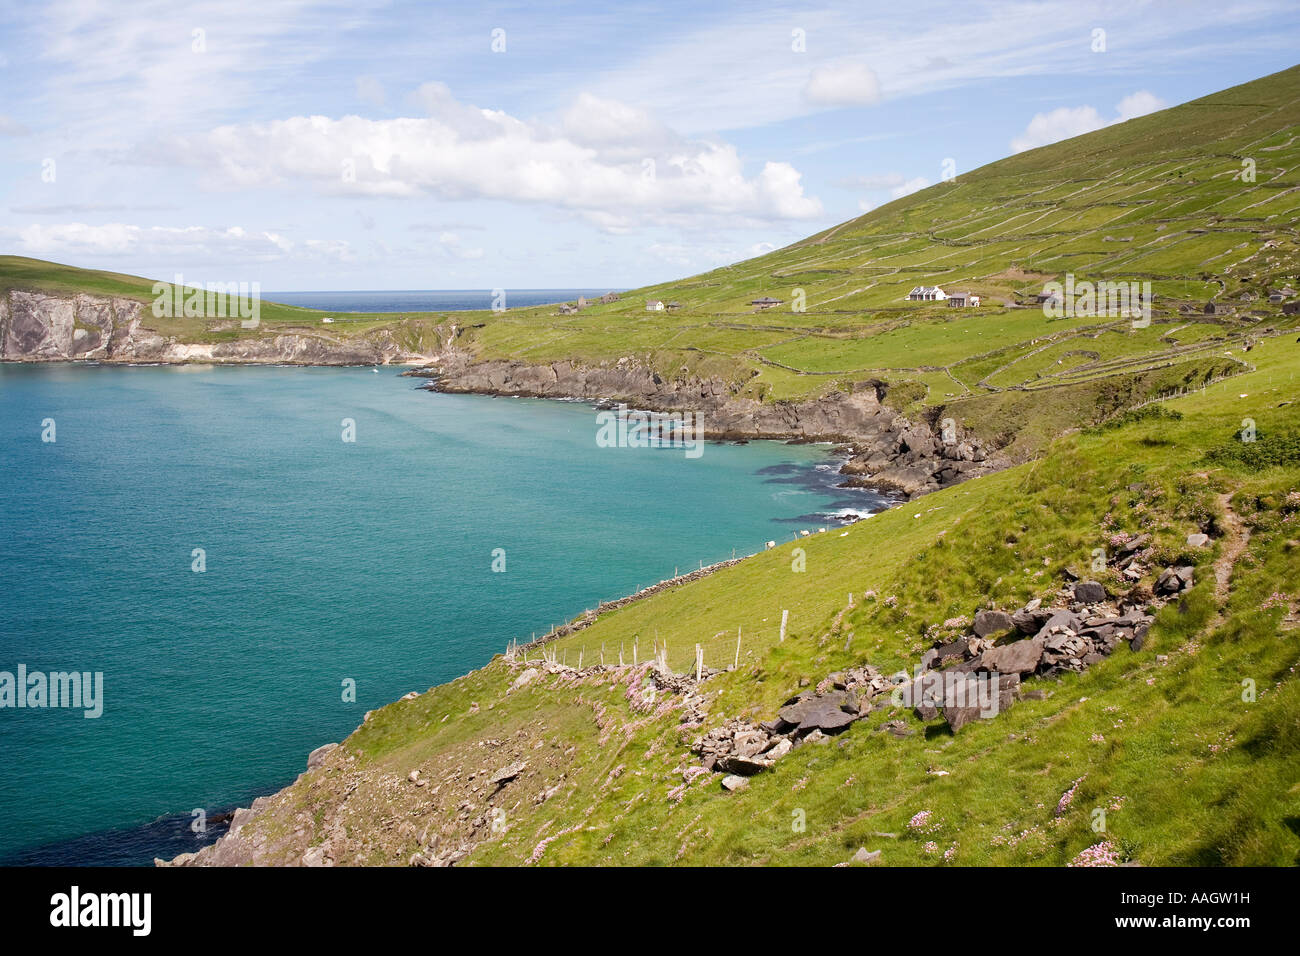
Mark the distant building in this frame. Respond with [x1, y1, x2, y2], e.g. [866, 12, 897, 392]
[558, 303, 579, 315]
[665, 301, 682, 311]
[321, 316, 334, 323]
[576, 295, 588, 309]
[646, 300, 665, 311]
[906, 286, 946, 301]
[598, 292, 621, 304]
[1035, 290, 1064, 308]
[750, 296, 783, 309]
[947, 292, 980, 307]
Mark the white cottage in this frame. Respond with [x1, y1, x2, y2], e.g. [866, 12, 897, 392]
[906, 285, 947, 301]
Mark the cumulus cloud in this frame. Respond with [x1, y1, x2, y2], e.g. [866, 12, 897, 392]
[1115, 90, 1166, 121]
[890, 176, 931, 199]
[14, 222, 353, 263]
[178, 87, 822, 231]
[802, 62, 881, 107]
[1010, 90, 1167, 153]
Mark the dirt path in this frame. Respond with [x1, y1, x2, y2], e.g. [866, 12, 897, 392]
[1213, 491, 1251, 604]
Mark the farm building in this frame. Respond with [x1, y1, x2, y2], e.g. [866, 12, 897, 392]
[598, 292, 620, 304]
[751, 296, 783, 310]
[665, 302, 682, 311]
[947, 291, 980, 307]
[646, 300, 665, 311]
[906, 285, 947, 301]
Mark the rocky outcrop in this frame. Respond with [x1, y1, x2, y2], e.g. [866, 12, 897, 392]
[418, 351, 1008, 499]
[0, 290, 430, 366]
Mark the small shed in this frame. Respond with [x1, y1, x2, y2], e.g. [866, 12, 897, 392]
[750, 296, 783, 310]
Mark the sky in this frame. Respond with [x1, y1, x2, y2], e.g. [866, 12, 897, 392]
[0, 0, 1298, 291]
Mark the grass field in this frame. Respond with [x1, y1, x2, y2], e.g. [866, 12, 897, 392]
[229, 332, 1300, 866]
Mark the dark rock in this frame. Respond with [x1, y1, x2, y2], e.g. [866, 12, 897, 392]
[1073, 581, 1107, 604]
[1012, 605, 1053, 634]
[778, 691, 860, 734]
[1155, 566, 1194, 595]
[972, 609, 1015, 638]
[979, 635, 1046, 676]
[718, 754, 771, 776]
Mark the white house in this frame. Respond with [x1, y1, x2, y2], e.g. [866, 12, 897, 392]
[906, 285, 947, 301]
[321, 316, 334, 324]
[646, 299, 665, 311]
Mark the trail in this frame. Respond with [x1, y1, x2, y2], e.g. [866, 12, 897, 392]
[1212, 492, 1251, 606]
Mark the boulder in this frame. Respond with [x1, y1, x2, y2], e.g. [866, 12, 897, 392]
[1012, 605, 1053, 634]
[972, 609, 1014, 638]
[721, 775, 749, 792]
[488, 761, 527, 788]
[1073, 581, 1107, 605]
[851, 848, 882, 866]
[718, 754, 771, 776]
[1155, 566, 1194, 595]
[1187, 532, 1209, 548]
[778, 690, 860, 734]
[943, 673, 1019, 731]
[979, 635, 1046, 676]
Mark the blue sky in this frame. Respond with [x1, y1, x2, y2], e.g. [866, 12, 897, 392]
[1, 0, 1297, 290]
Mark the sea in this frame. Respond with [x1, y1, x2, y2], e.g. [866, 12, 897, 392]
[264, 289, 616, 312]
[0, 328, 891, 864]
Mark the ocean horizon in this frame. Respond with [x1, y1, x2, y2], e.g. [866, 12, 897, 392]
[264, 289, 619, 313]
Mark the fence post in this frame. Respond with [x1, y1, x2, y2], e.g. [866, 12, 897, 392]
[780, 609, 788, 643]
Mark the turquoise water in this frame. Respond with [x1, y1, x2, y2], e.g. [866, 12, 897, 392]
[0, 363, 887, 863]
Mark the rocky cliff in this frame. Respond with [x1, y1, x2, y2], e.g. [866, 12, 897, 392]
[0, 290, 429, 366]
[419, 351, 1006, 498]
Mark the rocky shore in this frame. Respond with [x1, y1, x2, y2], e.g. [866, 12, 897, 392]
[412, 350, 1008, 499]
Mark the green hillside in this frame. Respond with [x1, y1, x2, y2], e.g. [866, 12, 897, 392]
[200, 331, 1300, 867]
[157, 66, 1300, 869]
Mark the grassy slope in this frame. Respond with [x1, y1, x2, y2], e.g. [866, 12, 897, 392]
[249, 335, 1300, 866]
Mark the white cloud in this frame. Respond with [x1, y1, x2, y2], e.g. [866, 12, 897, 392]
[1010, 90, 1168, 152]
[0, 114, 29, 136]
[14, 222, 354, 263]
[180, 88, 823, 231]
[890, 176, 931, 199]
[1115, 90, 1166, 121]
[1010, 105, 1107, 152]
[802, 62, 881, 107]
